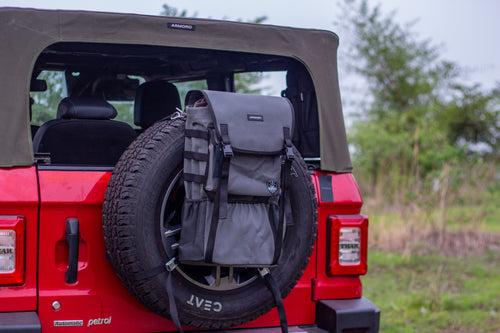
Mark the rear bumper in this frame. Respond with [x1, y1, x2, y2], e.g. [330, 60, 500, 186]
[214, 297, 380, 333]
[0, 298, 379, 333]
[316, 297, 380, 333]
[0, 312, 40, 333]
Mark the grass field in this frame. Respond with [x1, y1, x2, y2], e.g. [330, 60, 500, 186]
[363, 251, 500, 333]
[361, 178, 499, 332]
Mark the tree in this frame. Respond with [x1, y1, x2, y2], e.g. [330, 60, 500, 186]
[161, 4, 192, 18]
[341, 0, 499, 200]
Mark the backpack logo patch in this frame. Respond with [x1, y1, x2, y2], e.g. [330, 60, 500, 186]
[247, 114, 264, 122]
[267, 180, 279, 194]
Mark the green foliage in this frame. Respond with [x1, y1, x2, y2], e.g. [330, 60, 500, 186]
[109, 102, 135, 126]
[342, 0, 499, 201]
[161, 4, 192, 18]
[31, 71, 67, 125]
[234, 72, 268, 94]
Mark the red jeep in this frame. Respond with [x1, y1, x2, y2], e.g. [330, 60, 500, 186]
[0, 8, 379, 333]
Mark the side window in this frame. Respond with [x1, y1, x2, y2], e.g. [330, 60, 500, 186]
[30, 71, 67, 125]
[108, 75, 145, 128]
[234, 71, 287, 96]
[109, 101, 136, 127]
[174, 80, 208, 107]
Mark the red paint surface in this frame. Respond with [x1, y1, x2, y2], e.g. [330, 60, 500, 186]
[1, 167, 368, 331]
[311, 171, 364, 300]
[0, 166, 38, 311]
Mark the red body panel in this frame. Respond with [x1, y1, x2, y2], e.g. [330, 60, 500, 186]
[0, 167, 365, 331]
[311, 171, 364, 300]
[0, 167, 38, 312]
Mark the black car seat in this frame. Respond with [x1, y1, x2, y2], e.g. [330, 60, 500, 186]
[134, 81, 181, 129]
[33, 97, 137, 165]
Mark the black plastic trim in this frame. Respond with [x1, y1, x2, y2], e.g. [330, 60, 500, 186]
[65, 218, 80, 284]
[37, 165, 114, 171]
[318, 175, 333, 202]
[210, 326, 327, 332]
[0, 312, 41, 333]
[316, 297, 380, 333]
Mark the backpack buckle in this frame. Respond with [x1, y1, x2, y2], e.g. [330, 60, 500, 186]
[258, 267, 271, 277]
[165, 258, 178, 272]
[223, 144, 233, 157]
[286, 146, 295, 160]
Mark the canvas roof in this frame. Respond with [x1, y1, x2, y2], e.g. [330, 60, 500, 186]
[0, 7, 351, 172]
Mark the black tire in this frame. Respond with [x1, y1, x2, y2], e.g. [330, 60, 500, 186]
[103, 116, 317, 329]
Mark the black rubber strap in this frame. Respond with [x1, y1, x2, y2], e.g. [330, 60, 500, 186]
[272, 128, 294, 264]
[134, 263, 183, 332]
[184, 151, 209, 161]
[218, 124, 232, 219]
[219, 124, 231, 146]
[283, 127, 293, 147]
[185, 129, 209, 139]
[268, 202, 278, 249]
[218, 156, 230, 219]
[272, 158, 290, 264]
[205, 180, 221, 263]
[183, 173, 206, 183]
[166, 270, 184, 333]
[205, 125, 232, 263]
[263, 272, 288, 333]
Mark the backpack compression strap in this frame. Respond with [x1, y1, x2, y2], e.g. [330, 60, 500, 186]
[205, 123, 232, 263]
[260, 268, 289, 333]
[136, 259, 184, 333]
[272, 127, 294, 264]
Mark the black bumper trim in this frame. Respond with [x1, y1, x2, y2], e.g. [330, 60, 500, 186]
[316, 297, 380, 333]
[0, 312, 41, 333]
[200, 327, 327, 332]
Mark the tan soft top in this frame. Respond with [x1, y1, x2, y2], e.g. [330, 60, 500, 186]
[0, 7, 351, 172]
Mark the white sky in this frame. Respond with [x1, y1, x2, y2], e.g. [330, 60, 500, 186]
[1, 0, 498, 116]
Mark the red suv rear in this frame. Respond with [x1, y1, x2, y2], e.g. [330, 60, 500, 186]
[0, 8, 379, 333]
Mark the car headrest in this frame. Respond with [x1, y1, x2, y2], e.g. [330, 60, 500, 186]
[57, 97, 118, 120]
[134, 81, 181, 128]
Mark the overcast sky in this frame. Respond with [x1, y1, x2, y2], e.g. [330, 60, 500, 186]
[1, 0, 498, 109]
[1, 0, 498, 89]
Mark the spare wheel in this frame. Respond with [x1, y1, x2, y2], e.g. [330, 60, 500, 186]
[102, 115, 317, 329]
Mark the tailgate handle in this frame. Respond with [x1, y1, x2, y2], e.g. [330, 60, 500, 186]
[65, 218, 79, 284]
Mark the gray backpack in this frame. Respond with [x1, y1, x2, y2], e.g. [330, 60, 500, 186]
[178, 90, 295, 267]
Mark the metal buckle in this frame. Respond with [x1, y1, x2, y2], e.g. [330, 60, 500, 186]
[165, 258, 178, 272]
[286, 146, 295, 160]
[258, 267, 270, 277]
[223, 144, 233, 157]
[170, 109, 184, 120]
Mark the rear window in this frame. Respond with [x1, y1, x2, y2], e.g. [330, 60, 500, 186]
[175, 80, 208, 107]
[234, 71, 287, 97]
[30, 70, 67, 125]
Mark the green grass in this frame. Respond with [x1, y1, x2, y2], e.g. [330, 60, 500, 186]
[363, 251, 500, 333]
[447, 184, 500, 233]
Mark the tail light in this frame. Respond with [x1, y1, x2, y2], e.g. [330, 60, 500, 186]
[0, 216, 25, 285]
[327, 215, 368, 276]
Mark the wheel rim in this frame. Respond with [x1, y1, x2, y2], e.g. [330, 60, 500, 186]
[159, 170, 259, 291]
